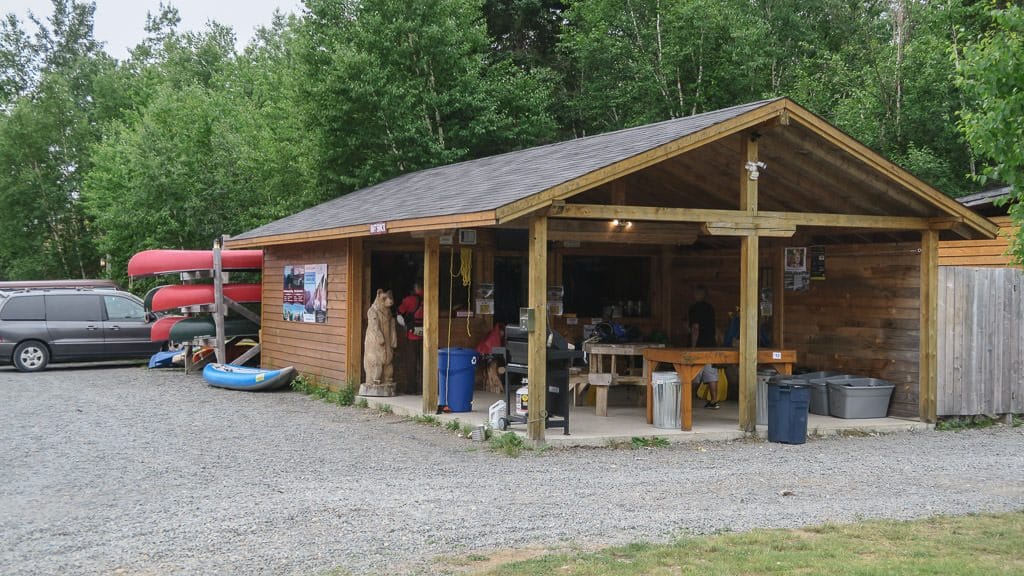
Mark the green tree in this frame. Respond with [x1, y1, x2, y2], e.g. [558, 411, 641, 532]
[0, 0, 113, 280]
[958, 3, 1024, 262]
[299, 0, 558, 195]
[83, 13, 320, 282]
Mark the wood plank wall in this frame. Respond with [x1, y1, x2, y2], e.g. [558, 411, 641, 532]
[937, 266, 1024, 416]
[783, 243, 922, 417]
[939, 216, 1020, 267]
[261, 240, 348, 386]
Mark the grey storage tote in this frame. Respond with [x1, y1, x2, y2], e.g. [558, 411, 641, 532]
[827, 378, 894, 418]
[797, 371, 846, 415]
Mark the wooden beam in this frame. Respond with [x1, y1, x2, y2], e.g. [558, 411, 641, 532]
[495, 101, 790, 223]
[421, 236, 440, 414]
[742, 134, 758, 212]
[224, 211, 499, 249]
[739, 137, 760, 433]
[212, 237, 226, 364]
[548, 219, 699, 245]
[527, 214, 548, 444]
[919, 230, 939, 423]
[345, 237, 364, 386]
[551, 204, 936, 231]
[702, 222, 796, 237]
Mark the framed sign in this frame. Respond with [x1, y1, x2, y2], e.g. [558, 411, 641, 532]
[283, 264, 327, 323]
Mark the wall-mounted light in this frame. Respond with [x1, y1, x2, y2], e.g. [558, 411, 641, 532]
[745, 161, 767, 181]
[611, 219, 633, 229]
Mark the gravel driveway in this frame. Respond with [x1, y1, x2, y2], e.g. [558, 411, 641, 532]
[2, 365, 1022, 575]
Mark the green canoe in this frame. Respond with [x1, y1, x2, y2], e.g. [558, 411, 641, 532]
[168, 316, 259, 342]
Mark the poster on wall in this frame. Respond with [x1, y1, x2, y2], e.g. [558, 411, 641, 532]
[283, 264, 328, 323]
[809, 245, 826, 280]
[784, 247, 809, 292]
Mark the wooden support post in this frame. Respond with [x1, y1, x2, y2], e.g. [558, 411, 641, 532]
[346, 237, 364, 386]
[212, 236, 226, 364]
[739, 135, 759, 432]
[772, 246, 785, 348]
[660, 246, 674, 339]
[421, 236, 440, 414]
[739, 236, 759, 432]
[919, 230, 939, 423]
[527, 214, 548, 444]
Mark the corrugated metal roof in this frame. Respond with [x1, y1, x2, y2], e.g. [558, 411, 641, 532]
[231, 99, 779, 241]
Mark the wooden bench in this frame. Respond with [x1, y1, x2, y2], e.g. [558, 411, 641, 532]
[582, 342, 666, 416]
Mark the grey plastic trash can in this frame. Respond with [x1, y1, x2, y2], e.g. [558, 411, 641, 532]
[767, 379, 811, 444]
[652, 371, 681, 429]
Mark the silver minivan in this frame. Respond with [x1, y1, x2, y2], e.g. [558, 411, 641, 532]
[0, 288, 163, 372]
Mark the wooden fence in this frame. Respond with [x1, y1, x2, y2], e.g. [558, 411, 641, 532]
[937, 266, 1024, 416]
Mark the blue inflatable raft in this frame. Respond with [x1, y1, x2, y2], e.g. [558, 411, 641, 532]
[148, 349, 183, 369]
[202, 363, 296, 391]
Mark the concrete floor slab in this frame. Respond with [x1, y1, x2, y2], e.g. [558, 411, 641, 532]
[358, 391, 931, 447]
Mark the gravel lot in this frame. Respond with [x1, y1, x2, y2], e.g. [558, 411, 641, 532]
[1, 365, 1022, 575]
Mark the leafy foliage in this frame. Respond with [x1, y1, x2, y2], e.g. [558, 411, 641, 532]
[958, 3, 1024, 263]
[0, 0, 1016, 281]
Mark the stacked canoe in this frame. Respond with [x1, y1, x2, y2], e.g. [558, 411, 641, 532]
[128, 249, 263, 344]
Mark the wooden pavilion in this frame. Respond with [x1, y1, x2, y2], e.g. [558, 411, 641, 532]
[226, 98, 997, 443]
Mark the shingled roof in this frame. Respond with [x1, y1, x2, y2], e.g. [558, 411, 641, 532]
[230, 99, 778, 243]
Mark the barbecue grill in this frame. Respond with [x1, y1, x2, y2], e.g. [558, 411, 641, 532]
[493, 326, 581, 435]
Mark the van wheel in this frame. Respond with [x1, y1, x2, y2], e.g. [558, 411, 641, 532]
[13, 341, 49, 372]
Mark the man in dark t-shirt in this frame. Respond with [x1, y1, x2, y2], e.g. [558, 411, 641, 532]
[688, 285, 720, 408]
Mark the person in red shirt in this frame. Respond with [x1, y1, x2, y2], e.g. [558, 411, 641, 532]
[396, 280, 424, 394]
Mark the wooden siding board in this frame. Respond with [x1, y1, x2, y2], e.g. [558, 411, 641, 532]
[937, 266, 1024, 416]
[260, 240, 349, 386]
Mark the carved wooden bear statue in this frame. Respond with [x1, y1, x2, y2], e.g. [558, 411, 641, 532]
[362, 288, 397, 394]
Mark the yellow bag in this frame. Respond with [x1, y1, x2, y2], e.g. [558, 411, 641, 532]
[696, 369, 729, 402]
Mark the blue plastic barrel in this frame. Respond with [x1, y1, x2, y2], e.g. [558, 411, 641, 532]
[767, 380, 811, 444]
[438, 347, 478, 412]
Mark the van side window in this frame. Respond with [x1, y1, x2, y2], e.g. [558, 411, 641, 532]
[104, 296, 146, 321]
[0, 295, 45, 320]
[45, 295, 103, 322]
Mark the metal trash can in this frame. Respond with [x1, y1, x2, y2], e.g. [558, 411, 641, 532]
[767, 379, 811, 444]
[756, 370, 777, 425]
[652, 371, 681, 429]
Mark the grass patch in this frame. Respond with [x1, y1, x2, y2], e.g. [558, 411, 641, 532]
[355, 397, 368, 409]
[630, 436, 670, 449]
[475, 512, 1024, 576]
[445, 418, 462, 432]
[489, 431, 528, 457]
[411, 414, 441, 426]
[375, 403, 393, 415]
[936, 415, 1005, 431]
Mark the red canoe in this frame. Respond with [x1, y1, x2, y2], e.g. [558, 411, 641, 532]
[150, 315, 185, 342]
[150, 283, 262, 312]
[128, 249, 263, 277]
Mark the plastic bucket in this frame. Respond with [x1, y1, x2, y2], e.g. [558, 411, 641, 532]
[766, 379, 810, 444]
[652, 371, 681, 429]
[438, 347, 477, 412]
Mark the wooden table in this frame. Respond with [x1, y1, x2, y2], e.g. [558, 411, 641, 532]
[643, 348, 797, 431]
[583, 342, 665, 416]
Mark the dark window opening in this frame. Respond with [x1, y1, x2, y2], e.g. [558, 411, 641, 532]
[562, 256, 651, 317]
